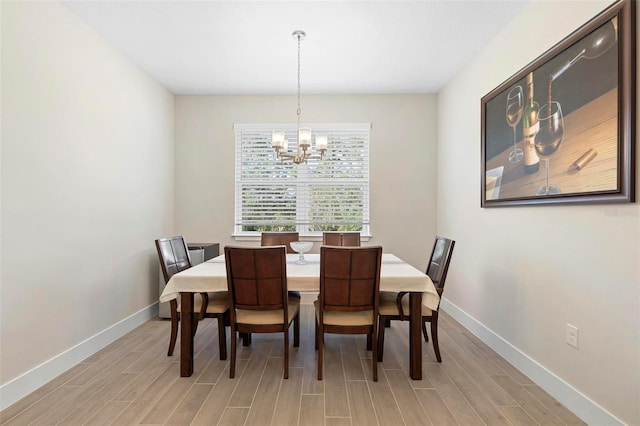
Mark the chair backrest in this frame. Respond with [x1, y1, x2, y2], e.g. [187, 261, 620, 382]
[319, 245, 382, 312]
[322, 232, 361, 247]
[155, 236, 192, 284]
[426, 236, 455, 294]
[224, 246, 288, 313]
[261, 232, 299, 254]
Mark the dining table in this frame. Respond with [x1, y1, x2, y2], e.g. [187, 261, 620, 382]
[159, 252, 439, 380]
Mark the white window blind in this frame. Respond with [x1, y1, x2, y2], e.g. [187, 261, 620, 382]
[233, 123, 371, 237]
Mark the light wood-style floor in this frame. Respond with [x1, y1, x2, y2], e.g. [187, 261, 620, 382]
[1, 304, 585, 426]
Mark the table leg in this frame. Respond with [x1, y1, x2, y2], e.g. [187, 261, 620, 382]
[409, 292, 422, 380]
[180, 292, 194, 377]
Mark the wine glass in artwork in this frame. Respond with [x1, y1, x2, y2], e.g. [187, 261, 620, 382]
[535, 101, 564, 195]
[506, 85, 524, 163]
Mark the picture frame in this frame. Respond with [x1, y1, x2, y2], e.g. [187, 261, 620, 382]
[481, 0, 635, 207]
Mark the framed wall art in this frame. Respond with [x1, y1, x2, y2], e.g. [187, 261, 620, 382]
[481, 0, 635, 207]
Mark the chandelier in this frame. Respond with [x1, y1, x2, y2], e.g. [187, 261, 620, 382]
[272, 30, 328, 164]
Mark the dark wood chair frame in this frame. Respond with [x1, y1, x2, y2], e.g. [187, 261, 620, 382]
[260, 231, 300, 253]
[156, 236, 228, 360]
[225, 245, 300, 379]
[322, 232, 361, 247]
[377, 236, 455, 363]
[315, 245, 383, 381]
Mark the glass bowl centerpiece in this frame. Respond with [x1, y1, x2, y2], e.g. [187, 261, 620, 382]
[289, 241, 313, 264]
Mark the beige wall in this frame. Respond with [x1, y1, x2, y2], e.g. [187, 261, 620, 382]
[438, 1, 640, 424]
[0, 0, 174, 401]
[175, 94, 438, 270]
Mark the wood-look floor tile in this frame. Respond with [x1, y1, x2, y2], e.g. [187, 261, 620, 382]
[300, 325, 324, 395]
[322, 338, 350, 417]
[415, 388, 458, 426]
[65, 342, 146, 387]
[384, 369, 431, 425]
[140, 350, 211, 424]
[271, 367, 303, 426]
[498, 405, 539, 425]
[422, 361, 484, 425]
[346, 380, 378, 426]
[325, 417, 352, 426]
[492, 374, 564, 425]
[244, 358, 283, 426]
[218, 407, 249, 426]
[110, 362, 180, 425]
[196, 350, 227, 385]
[522, 384, 588, 425]
[191, 360, 247, 426]
[116, 351, 175, 402]
[82, 400, 130, 425]
[298, 394, 324, 426]
[57, 372, 137, 426]
[2, 386, 77, 426]
[164, 383, 213, 425]
[439, 328, 516, 407]
[227, 339, 273, 407]
[439, 358, 511, 425]
[0, 362, 90, 424]
[440, 322, 506, 376]
[365, 368, 404, 426]
[29, 352, 143, 426]
[341, 337, 366, 380]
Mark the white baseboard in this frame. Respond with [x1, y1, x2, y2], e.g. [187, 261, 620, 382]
[0, 303, 159, 411]
[439, 298, 623, 426]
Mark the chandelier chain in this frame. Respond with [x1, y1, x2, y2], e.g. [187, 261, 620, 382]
[271, 30, 326, 164]
[296, 32, 302, 128]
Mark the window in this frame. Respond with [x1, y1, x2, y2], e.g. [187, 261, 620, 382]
[234, 123, 370, 237]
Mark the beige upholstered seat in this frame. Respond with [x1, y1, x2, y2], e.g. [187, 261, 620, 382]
[322, 232, 361, 246]
[237, 296, 300, 324]
[377, 236, 455, 363]
[315, 245, 383, 381]
[225, 245, 300, 379]
[155, 236, 229, 359]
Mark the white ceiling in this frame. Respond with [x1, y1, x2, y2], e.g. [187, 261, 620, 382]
[62, 0, 529, 95]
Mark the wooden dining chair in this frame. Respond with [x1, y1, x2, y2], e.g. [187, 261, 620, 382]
[224, 245, 300, 379]
[155, 236, 229, 359]
[377, 236, 455, 363]
[315, 245, 383, 381]
[322, 232, 361, 246]
[260, 231, 299, 253]
[260, 231, 302, 304]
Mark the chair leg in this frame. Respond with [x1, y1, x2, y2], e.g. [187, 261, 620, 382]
[241, 332, 252, 346]
[372, 325, 378, 382]
[192, 313, 200, 336]
[284, 326, 289, 379]
[422, 321, 429, 342]
[293, 311, 300, 348]
[431, 315, 442, 362]
[317, 324, 323, 380]
[376, 316, 386, 362]
[230, 328, 237, 378]
[315, 319, 319, 351]
[217, 315, 227, 361]
[168, 302, 179, 356]
[366, 333, 372, 351]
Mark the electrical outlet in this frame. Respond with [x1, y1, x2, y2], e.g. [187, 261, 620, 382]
[566, 324, 579, 349]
